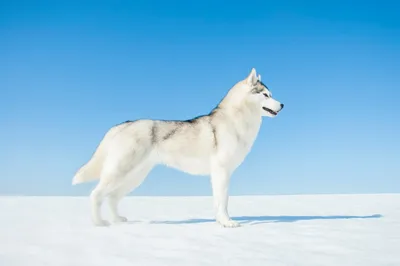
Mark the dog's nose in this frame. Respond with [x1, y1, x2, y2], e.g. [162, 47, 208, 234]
[280, 103, 284, 109]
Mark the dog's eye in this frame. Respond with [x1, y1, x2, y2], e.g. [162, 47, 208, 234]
[263, 93, 269, 98]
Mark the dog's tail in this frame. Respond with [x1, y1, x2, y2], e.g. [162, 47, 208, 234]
[72, 124, 124, 185]
[72, 158, 101, 185]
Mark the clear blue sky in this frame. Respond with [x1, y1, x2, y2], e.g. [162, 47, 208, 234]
[2, 0, 399, 196]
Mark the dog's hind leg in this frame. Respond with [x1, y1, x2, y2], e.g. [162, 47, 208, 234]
[90, 184, 112, 226]
[90, 145, 152, 226]
[108, 193, 128, 223]
[107, 162, 154, 223]
[90, 171, 123, 227]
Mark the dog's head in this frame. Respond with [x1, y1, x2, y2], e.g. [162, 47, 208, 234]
[243, 68, 284, 117]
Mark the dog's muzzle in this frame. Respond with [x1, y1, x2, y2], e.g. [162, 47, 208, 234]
[263, 107, 278, 115]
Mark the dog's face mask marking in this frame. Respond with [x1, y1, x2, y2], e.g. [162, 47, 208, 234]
[246, 68, 284, 117]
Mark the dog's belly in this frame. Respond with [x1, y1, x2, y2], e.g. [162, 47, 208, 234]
[158, 154, 211, 176]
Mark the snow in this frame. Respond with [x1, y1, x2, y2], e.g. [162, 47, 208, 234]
[1, 194, 399, 266]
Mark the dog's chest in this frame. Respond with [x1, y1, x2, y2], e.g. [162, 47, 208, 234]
[220, 118, 261, 169]
[236, 126, 259, 157]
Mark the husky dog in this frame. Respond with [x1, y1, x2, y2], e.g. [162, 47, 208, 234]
[72, 68, 284, 228]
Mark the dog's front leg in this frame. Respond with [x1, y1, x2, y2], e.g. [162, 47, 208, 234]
[211, 165, 240, 228]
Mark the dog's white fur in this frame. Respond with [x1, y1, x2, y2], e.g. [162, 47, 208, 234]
[72, 68, 284, 227]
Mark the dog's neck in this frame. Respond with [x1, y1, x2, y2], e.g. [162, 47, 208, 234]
[215, 82, 262, 124]
[213, 87, 263, 147]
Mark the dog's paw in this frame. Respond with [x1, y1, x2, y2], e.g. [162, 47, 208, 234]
[113, 216, 128, 223]
[217, 219, 241, 228]
[93, 219, 111, 227]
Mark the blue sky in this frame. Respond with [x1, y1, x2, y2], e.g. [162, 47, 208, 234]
[2, 0, 399, 196]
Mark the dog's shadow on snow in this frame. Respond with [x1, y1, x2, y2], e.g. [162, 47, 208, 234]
[150, 214, 383, 226]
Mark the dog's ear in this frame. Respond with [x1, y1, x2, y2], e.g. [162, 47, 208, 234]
[246, 68, 258, 86]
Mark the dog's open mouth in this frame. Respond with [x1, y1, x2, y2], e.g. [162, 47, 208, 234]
[262, 107, 277, 115]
